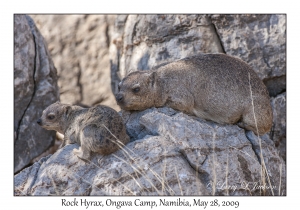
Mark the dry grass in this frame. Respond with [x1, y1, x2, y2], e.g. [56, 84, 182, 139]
[211, 131, 217, 195]
[279, 163, 282, 196]
[225, 152, 229, 196]
[174, 166, 183, 196]
[248, 72, 275, 196]
[14, 186, 28, 196]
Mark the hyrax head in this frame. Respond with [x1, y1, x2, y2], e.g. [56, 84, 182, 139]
[37, 101, 72, 133]
[116, 70, 158, 111]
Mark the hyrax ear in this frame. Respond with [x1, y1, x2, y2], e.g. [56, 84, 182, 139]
[148, 71, 157, 88]
[64, 105, 72, 118]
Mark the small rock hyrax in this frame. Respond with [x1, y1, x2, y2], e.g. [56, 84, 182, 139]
[116, 53, 273, 135]
[37, 102, 129, 161]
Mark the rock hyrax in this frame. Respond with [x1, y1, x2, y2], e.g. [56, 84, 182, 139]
[37, 102, 129, 161]
[116, 53, 273, 135]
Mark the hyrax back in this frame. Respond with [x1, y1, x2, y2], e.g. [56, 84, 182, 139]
[116, 53, 273, 135]
[37, 102, 129, 161]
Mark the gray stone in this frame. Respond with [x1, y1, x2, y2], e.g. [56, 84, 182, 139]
[263, 75, 286, 97]
[14, 156, 51, 195]
[30, 15, 119, 110]
[246, 131, 286, 195]
[14, 107, 285, 195]
[211, 14, 286, 87]
[270, 92, 286, 161]
[14, 15, 59, 173]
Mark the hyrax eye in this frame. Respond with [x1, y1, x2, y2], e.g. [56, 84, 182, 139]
[132, 87, 140, 93]
[47, 114, 55, 120]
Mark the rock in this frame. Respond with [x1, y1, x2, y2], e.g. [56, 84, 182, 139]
[263, 75, 286, 97]
[14, 156, 51, 196]
[14, 107, 285, 195]
[270, 92, 286, 161]
[14, 15, 59, 173]
[246, 131, 286, 196]
[30, 15, 119, 110]
[211, 14, 286, 95]
[110, 15, 224, 82]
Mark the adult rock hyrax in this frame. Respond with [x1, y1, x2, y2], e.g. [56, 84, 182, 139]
[116, 53, 273, 135]
[37, 102, 129, 161]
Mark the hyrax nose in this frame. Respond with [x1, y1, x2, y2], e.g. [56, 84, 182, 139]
[37, 119, 42, 125]
[116, 94, 124, 103]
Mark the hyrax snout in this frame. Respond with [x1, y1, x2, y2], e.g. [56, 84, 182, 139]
[116, 53, 273, 135]
[37, 101, 129, 161]
[116, 71, 157, 111]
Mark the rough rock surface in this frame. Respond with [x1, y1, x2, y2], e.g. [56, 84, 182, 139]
[14, 108, 286, 196]
[30, 15, 119, 110]
[14, 15, 59, 173]
[270, 92, 286, 161]
[211, 14, 286, 96]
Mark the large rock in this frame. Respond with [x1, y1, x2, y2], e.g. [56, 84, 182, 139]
[30, 15, 119, 110]
[14, 15, 59, 173]
[211, 14, 286, 96]
[14, 107, 285, 196]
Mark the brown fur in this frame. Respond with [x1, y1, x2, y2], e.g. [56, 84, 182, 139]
[37, 102, 129, 161]
[116, 53, 273, 135]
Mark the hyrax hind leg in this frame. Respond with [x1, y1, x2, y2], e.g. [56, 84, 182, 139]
[73, 124, 97, 162]
[237, 105, 272, 136]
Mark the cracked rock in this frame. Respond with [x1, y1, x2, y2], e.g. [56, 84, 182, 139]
[14, 15, 59, 173]
[211, 14, 286, 82]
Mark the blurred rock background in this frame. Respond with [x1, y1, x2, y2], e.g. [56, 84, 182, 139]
[30, 15, 119, 110]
